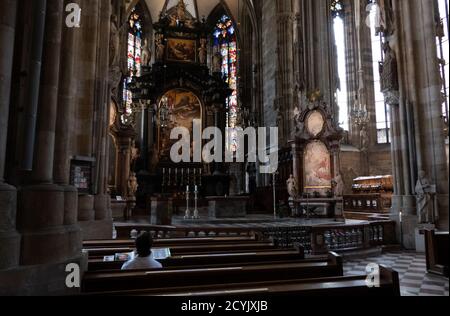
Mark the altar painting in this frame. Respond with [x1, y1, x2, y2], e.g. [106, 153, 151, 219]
[304, 141, 332, 190]
[158, 89, 202, 158]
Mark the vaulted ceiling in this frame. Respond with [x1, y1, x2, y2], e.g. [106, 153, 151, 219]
[128, 0, 253, 24]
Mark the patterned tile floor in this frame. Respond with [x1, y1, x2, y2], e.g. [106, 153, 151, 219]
[343, 251, 449, 296]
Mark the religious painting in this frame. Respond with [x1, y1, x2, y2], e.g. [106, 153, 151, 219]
[304, 141, 332, 192]
[167, 38, 196, 63]
[158, 89, 202, 158]
[306, 110, 325, 137]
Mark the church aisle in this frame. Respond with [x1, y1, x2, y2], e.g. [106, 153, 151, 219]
[344, 252, 449, 296]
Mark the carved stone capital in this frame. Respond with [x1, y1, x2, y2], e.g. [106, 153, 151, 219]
[383, 90, 400, 106]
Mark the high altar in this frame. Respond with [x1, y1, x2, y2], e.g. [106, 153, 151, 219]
[129, 1, 232, 211]
[291, 93, 344, 217]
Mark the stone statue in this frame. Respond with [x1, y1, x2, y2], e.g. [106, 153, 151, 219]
[377, 0, 395, 35]
[198, 38, 207, 64]
[109, 14, 120, 68]
[286, 175, 299, 199]
[128, 172, 138, 198]
[415, 170, 437, 224]
[155, 34, 165, 61]
[380, 42, 399, 93]
[176, 0, 187, 23]
[360, 125, 369, 152]
[332, 174, 344, 197]
[212, 52, 222, 73]
[141, 39, 152, 66]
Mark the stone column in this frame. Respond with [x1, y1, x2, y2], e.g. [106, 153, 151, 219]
[18, 0, 80, 266]
[113, 132, 134, 197]
[91, 0, 113, 239]
[390, 0, 449, 249]
[54, 0, 81, 227]
[52, 0, 83, 257]
[75, 0, 99, 223]
[300, 0, 339, 115]
[275, 0, 295, 144]
[0, 0, 20, 270]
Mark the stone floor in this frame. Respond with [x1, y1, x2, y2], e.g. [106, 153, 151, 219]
[344, 251, 449, 296]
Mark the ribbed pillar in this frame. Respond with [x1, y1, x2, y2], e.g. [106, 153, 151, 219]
[390, 0, 449, 249]
[75, 0, 99, 223]
[275, 0, 294, 145]
[92, 0, 113, 239]
[18, 0, 70, 265]
[0, 0, 20, 270]
[54, 0, 81, 227]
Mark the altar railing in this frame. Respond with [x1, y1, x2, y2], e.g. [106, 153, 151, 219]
[114, 220, 396, 255]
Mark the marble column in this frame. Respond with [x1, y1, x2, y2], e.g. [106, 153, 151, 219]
[0, 0, 20, 270]
[18, 0, 79, 266]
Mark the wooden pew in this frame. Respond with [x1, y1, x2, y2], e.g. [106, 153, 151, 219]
[83, 236, 259, 249]
[424, 230, 449, 277]
[89, 265, 399, 297]
[85, 242, 278, 258]
[87, 248, 306, 272]
[82, 253, 342, 293]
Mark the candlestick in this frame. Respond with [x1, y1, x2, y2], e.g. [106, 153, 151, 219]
[193, 185, 199, 219]
[184, 186, 190, 219]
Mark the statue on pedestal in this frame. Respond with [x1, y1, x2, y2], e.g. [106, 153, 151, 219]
[415, 170, 437, 224]
[141, 39, 152, 67]
[128, 172, 138, 198]
[198, 38, 207, 64]
[360, 125, 369, 152]
[212, 52, 222, 73]
[109, 15, 120, 68]
[287, 175, 299, 199]
[155, 34, 165, 61]
[332, 174, 344, 197]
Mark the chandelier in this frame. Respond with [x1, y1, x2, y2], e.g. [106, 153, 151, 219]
[351, 99, 369, 127]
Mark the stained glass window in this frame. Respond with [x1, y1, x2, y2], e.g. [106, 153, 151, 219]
[213, 14, 239, 152]
[122, 8, 143, 124]
[331, 0, 349, 131]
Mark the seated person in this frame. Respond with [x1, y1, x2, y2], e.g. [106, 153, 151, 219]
[121, 232, 163, 270]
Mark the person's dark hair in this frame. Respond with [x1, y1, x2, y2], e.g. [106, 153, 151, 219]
[135, 232, 153, 257]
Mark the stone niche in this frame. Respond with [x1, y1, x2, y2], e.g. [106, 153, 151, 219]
[207, 196, 249, 218]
